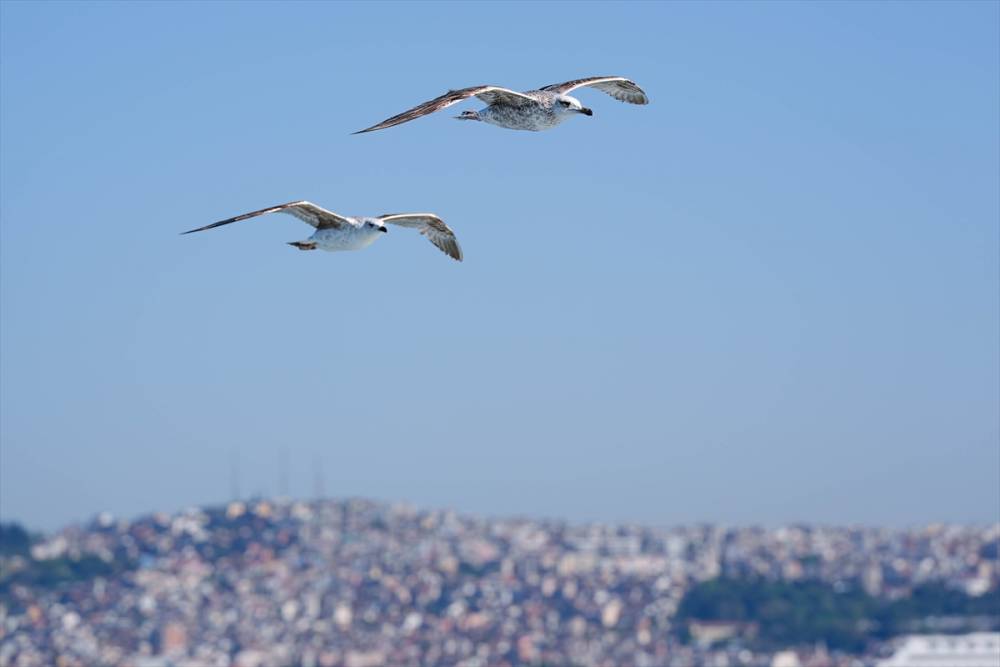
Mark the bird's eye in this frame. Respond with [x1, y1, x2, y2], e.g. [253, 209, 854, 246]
[559, 100, 570, 107]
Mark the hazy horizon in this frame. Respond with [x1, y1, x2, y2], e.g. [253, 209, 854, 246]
[9, 491, 1000, 538]
[2, 1, 998, 532]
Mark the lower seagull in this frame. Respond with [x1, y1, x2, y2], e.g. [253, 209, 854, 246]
[182, 201, 463, 262]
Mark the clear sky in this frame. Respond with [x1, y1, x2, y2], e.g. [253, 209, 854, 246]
[1, 1, 997, 531]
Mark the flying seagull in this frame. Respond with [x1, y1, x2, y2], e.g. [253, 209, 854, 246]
[354, 76, 649, 134]
[182, 201, 463, 261]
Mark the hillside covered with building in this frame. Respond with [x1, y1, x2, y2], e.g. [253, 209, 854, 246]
[1, 499, 998, 667]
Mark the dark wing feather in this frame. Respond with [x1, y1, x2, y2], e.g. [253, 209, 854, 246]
[474, 89, 537, 108]
[378, 213, 463, 261]
[181, 201, 350, 234]
[539, 76, 649, 105]
[354, 86, 535, 134]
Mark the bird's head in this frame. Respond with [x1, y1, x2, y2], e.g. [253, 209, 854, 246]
[555, 95, 593, 118]
[364, 220, 388, 233]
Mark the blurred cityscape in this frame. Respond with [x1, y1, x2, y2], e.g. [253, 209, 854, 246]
[0, 497, 998, 667]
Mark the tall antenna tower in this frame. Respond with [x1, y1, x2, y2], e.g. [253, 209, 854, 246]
[278, 445, 290, 497]
[230, 448, 241, 501]
[313, 452, 326, 499]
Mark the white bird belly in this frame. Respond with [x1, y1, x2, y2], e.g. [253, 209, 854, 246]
[311, 227, 381, 252]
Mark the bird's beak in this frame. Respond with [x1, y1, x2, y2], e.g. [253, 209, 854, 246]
[580, 108, 594, 116]
[379, 226, 388, 233]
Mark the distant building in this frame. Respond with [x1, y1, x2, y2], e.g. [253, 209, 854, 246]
[863, 563, 884, 596]
[876, 632, 1000, 667]
[157, 621, 187, 655]
[770, 650, 802, 667]
[687, 620, 746, 645]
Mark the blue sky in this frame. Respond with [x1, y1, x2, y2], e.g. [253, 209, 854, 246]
[1, 1, 997, 531]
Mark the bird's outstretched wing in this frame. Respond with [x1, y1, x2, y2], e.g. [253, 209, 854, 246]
[378, 213, 463, 261]
[181, 201, 351, 235]
[539, 76, 649, 105]
[354, 86, 536, 134]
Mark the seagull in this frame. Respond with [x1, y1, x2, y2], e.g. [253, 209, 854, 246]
[354, 76, 649, 134]
[182, 201, 463, 261]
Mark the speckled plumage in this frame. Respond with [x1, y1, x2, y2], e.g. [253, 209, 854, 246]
[476, 91, 562, 131]
[354, 76, 649, 134]
[182, 201, 463, 262]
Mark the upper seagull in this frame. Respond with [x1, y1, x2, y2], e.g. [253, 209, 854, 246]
[354, 76, 649, 134]
[182, 201, 462, 261]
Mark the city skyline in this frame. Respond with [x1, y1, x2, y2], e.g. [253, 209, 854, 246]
[2, 1, 998, 531]
[3, 496, 997, 666]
